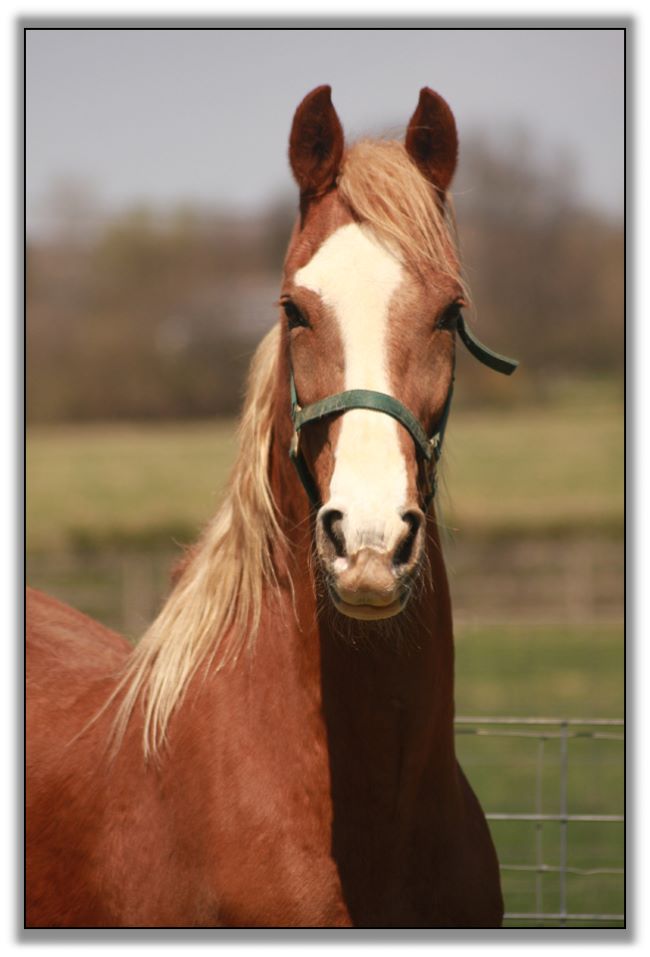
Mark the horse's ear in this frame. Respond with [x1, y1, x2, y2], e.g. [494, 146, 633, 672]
[405, 87, 458, 196]
[289, 85, 344, 199]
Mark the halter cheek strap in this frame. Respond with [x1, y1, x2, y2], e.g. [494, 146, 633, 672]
[289, 315, 518, 509]
[456, 315, 519, 377]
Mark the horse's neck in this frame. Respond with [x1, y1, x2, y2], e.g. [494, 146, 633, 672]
[268, 425, 458, 809]
[319, 526, 457, 807]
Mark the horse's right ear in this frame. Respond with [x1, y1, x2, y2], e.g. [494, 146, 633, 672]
[289, 85, 344, 199]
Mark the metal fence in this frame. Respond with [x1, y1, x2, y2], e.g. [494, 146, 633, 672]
[454, 716, 625, 928]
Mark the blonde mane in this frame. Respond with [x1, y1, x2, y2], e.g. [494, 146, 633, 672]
[111, 325, 283, 758]
[338, 139, 467, 294]
[112, 138, 465, 759]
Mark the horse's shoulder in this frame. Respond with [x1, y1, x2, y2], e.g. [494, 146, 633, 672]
[26, 586, 131, 679]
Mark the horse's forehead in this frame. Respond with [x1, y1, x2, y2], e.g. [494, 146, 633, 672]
[294, 223, 404, 312]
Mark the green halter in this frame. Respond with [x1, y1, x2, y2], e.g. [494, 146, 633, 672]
[289, 315, 518, 509]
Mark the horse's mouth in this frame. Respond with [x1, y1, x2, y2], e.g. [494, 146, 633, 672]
[327, 583, 409, 621]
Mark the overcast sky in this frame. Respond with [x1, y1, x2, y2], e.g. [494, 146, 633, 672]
[25, 28, 624, 231]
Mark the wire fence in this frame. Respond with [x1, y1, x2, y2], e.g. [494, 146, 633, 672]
[454, 716, 625, 928]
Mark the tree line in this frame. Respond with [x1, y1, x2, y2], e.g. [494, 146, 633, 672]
[27, 133, 623, 422]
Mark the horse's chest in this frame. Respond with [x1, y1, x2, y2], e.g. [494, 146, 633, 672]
[162, 721, 346, 926]
[203, 776, 349, 925]
[212, 845, 351, 927]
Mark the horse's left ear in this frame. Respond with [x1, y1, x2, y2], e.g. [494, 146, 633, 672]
[405, 88, 458, 196]
[289, 85, 344, 199]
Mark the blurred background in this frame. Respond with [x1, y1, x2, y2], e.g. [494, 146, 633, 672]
[25, 27, 624, 926]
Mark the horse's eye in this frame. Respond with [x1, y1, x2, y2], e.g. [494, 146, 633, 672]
[282, 300, 309, 330]
[437, 302, 461, 331]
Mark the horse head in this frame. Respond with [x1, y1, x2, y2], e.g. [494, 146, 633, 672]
[281, 86, 464, 622]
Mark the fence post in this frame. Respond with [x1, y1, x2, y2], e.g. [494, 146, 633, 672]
[535, 736, 546, 920]
[559, 720, 569, 926]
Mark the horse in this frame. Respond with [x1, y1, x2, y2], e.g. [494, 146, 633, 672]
[26, 85, 517, 928]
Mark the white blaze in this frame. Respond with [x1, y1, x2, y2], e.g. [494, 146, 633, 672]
[294, 222, 408, 554]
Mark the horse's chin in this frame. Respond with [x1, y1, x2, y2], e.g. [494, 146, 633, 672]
[326, 584, 409, 621]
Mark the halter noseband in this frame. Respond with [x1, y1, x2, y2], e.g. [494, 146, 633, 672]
[289, 315, 518, 509]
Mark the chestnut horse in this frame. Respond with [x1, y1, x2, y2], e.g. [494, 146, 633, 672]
[26, 86, 517, 928]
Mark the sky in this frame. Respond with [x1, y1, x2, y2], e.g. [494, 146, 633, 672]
[25, 27, 624, 232]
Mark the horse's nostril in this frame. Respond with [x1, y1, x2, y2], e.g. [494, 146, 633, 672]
[393, 510, 422, 568]
[320, 509, 346, 558]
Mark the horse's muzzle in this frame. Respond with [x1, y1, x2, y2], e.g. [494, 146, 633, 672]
[317, 507, 424, 619]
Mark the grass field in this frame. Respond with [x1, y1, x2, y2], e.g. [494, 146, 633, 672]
[26, 420, 238, 553]
[25, 379, 624, 927]
[443, 380, 623, 539]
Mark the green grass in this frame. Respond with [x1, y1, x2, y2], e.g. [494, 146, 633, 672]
[442, 379, 623, 539]
[455, 622, 623, 718]
[27, 420, 237, 552]
[26, 380, 623, 553]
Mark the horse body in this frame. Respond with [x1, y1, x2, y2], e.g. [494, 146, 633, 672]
[26, 514, 500, 927]
[26, 86, 508, 927]
[27, 584, 342, 927]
